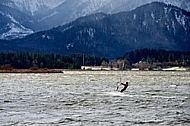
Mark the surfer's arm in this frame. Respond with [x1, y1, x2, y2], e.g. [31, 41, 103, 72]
[120, 83, 125, 86]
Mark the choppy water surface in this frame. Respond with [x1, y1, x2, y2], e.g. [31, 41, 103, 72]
[0, 71, 190, 126]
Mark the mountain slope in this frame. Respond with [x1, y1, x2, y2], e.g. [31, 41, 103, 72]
[1, 2, 189, 58]
[36, 0, 190, 30]
[1, 0, 65, 16]
[0, 0, 190, 39]
[0, 3, 35, 40]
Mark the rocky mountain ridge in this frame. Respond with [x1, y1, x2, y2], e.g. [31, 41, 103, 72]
[0, 0, 190, 40]
[0, 2, 189, 58]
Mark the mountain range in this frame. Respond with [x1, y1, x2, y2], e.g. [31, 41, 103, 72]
[0, 0, 190, 40]
[0, 2, 190, 58]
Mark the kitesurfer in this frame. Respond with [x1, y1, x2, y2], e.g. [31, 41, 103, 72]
[120, 82, 128, 92]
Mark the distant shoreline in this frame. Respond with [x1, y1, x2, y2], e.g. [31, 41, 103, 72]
[0, 69, 63, 73]
[0, 68, 189, 73]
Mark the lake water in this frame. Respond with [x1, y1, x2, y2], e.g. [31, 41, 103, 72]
[0, 71, 190, 126]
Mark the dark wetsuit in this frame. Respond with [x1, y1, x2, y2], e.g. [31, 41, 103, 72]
[120, 82, 128, 93]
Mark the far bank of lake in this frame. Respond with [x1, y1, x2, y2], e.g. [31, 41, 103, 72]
[0, 69, 63, 73]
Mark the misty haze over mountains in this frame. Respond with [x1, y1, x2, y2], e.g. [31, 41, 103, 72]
[0, 0, 190, 40]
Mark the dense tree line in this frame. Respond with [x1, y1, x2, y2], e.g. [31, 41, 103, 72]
[0, 52, 103, 69]
[123, 49, 190, 66]
[0, 49, 190, 70]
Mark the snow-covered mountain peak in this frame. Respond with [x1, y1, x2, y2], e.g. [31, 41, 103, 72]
[77, 0, 112, 15]
[8, 0, 65, 15]
[0, 0, 190, 40]
[3, 0, 190, 16]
